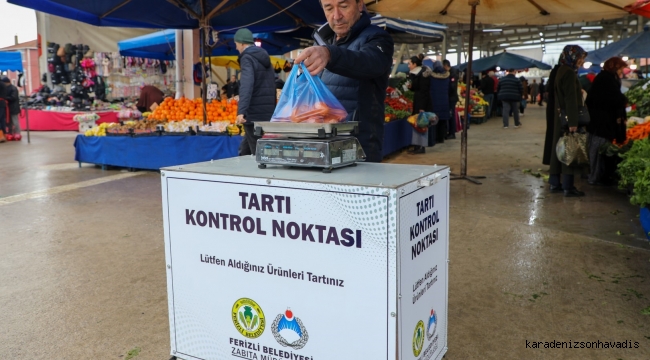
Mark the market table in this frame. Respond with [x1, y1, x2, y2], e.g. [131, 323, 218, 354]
[382, 118, 414, 156]
[74, 135, 242, 170]
[161, 157, 449, 360]
[19, 110, 118, 131]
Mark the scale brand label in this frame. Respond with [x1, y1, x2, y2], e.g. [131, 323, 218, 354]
[164, 177, 391, 359]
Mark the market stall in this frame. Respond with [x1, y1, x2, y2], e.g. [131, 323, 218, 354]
[18, 109, 117, 131]
[75, 134, 242, 170]
[600, 78, 650, 239]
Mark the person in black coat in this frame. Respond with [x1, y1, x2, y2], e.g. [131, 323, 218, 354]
[234, 28, 277, 156]
[585, 57, 628, 185]
[226, 75, 240, 98]
[542, 65, 560, 165]
[0, 80, 8, 142]
[407, 55, 432, 154]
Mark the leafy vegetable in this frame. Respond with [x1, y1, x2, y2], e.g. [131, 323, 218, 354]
[618, 138, 650, 207]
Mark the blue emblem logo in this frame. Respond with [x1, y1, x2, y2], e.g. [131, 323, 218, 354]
[427, 309, 437, 340]
[272, 308, 309, 350]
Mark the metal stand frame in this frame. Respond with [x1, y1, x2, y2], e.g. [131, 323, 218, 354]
[452, 1, 485, 185]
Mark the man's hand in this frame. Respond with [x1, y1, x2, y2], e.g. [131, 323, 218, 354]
[236, 114, 246, 125]
[294, 46, 331, 76]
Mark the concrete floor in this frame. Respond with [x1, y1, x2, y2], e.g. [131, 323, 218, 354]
[1, 105, 649, 359]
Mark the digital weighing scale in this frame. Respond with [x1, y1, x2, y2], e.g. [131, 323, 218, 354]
[254, 122, 366, 173]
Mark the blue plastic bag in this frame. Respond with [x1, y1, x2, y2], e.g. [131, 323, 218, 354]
[271, 63, 348, 123]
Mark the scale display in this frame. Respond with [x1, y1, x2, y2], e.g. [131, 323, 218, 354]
[303, 150, 322, 158]
[263, 148, 280, 156]
[283, 149, 300, 157]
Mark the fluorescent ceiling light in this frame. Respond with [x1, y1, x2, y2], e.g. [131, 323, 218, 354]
[622, 56, 629, 61]
[539, 32, 544, 36]
[600, 62, 605, 67]
[448, 49, 457, 52]
[483, 28, 502, 32]
[581, 26, 603, 30]
[540, 37, 544, 41]
[630, 64, 638, 70]
[500, 43, 511, 47]
[583, 62, 592, 69]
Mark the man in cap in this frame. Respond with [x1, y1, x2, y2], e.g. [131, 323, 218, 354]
[234, 28, 276, 156]
[295, 0, 394, 162]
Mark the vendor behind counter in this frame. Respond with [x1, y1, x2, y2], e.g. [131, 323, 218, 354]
[136, 85, 165, 113]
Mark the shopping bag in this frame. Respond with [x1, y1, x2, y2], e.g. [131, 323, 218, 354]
[270, 63, 348, 123]
[407, 112, 438, 133]
[556, 132, 589, 166]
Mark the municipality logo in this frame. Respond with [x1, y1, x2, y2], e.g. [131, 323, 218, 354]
[412, 320, 425, 357]
[232, 298, 266, 339]
[271, 308, 309, 349]
[427, 309, 437, 340]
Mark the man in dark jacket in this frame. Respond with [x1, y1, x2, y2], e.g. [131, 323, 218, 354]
[497, 69, 523, 128]
[2, 77, 20, 137]
[480, 72, 495, 119]
[226, 75, 239, 98]
[235, 28, 276, 156]
[443, 60, 459, 139]
[294, 0, 394, 162]
[0, 79, 10, 142]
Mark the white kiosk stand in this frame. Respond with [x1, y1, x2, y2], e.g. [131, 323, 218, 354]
[161, 157, 449, 360]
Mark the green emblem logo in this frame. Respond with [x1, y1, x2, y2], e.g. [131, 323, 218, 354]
[232, 298, 266, 339]
[412, 320, 425, 357]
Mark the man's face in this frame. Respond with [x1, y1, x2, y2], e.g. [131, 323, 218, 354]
[231, 76, 236, 82]
[235, 42, 245, 54]
[443, 64, 450, 71]
[321, 0, 363, 39]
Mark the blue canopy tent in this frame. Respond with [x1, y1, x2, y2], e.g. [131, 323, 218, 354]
[586, 28, 650, 64]
[371, 15, 446, 44]
[118, 30, 304, 60]
[457, 52, 552, 73]
[0, 51, 30, 142]
[8, 0, 325, 31]
[0, 51, 24, 72]
[8, 0, 326, 124]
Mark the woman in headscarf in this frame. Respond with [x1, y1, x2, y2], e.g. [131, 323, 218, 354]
[407, 55, 433, 154]
[585, 57, 628, 185]
[549, 45, 589, 197]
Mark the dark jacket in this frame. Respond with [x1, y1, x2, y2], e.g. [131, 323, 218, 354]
[497, 74, 523, 102]
[226, 80, 239, 98]
[586, 70, 627, 142]
[550, 65, 585, 175]
[5, 84, 20, 115]
[0, 82, 8, 116]
[409, 66, 433, 114]
[238, 46, 276, 122]
[316, 12, 394, 163]
[543, 65, 560, 165]
[480, 76, 494, 95]
[448, 67, 459, 102]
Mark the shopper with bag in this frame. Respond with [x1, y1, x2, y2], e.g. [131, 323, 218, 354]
[549, 45, 589, 197]
[294, 0, 394, 162]
[585, 57, 628, 186]
[407, 56, 433, 154]
[235, 28, 276, 156]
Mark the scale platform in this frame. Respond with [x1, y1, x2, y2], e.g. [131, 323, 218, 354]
[254, 121, 359, 138]
[256, 137, 366, 173]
